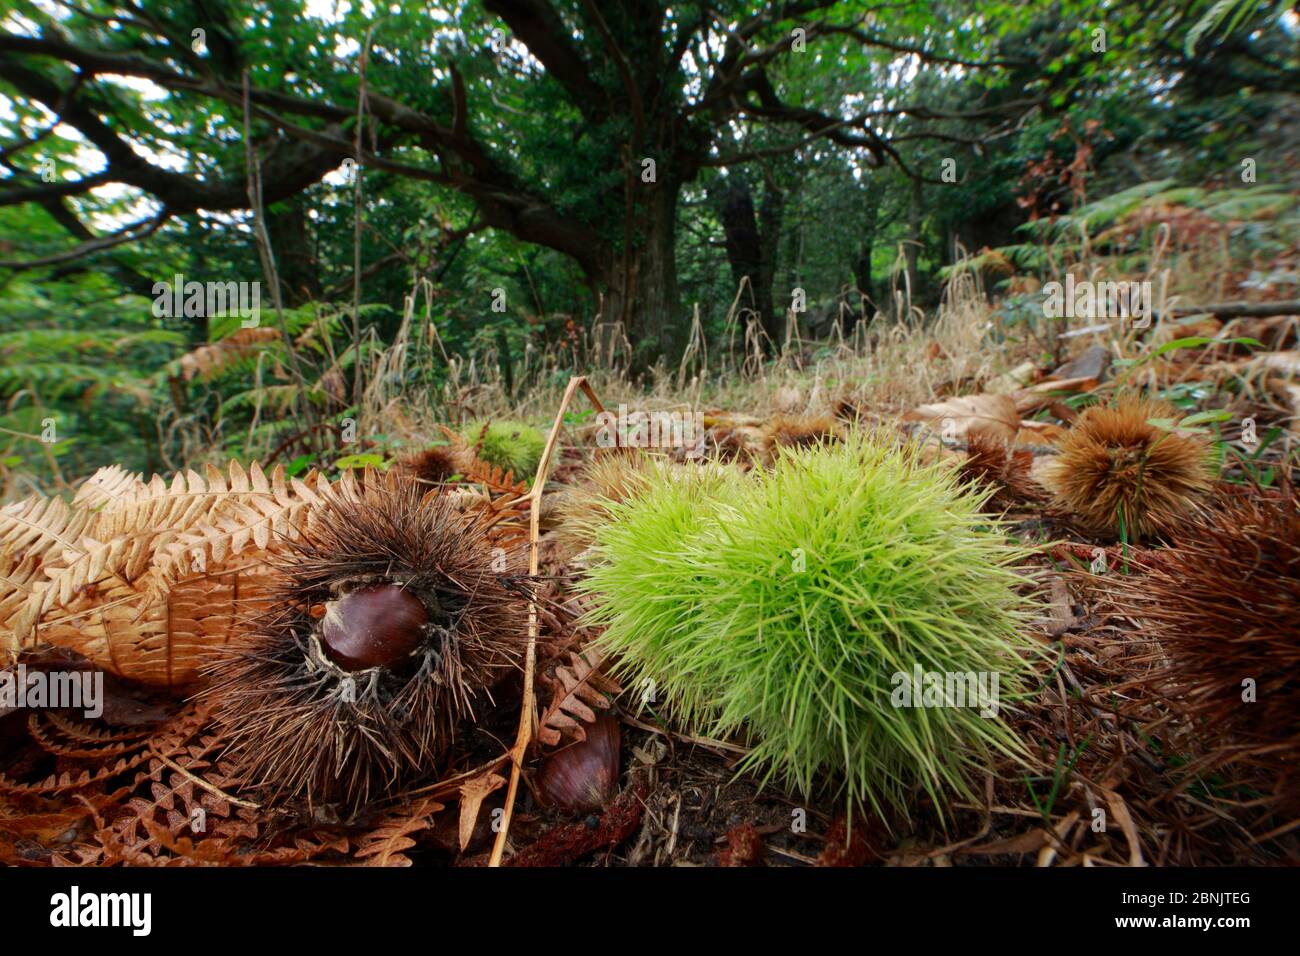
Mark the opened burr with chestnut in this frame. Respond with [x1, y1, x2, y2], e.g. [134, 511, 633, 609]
[203, 475, 528, 816]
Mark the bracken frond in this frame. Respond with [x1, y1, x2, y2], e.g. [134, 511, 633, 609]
[1, 461, 361, 686]
[178, 327, 280, 382]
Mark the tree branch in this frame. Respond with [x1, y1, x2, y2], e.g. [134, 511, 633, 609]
[482, 0, 607, 119]
[0, 207, 169, 270]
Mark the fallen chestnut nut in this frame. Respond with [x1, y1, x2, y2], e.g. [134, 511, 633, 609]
[318, 584, 429, 671]
[539, 715, 621, 813]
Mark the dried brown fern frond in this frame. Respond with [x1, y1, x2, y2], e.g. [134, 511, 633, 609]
[1041, 396, 1215, 539]
[353, 797, 444, 866]
[1105, 492, 1300, 813]
[959, 432, 1044, 513]
[31, 564, 277, 688]
[151, 461, 361, 590]
[178, 327, 280, 381]
[460, 455, 530, 497]
[759, 413, 840, 465]
[0, 494, 93, 567]
[2, 461, 358, 686]
[202, 473, 529, 815]
[538, 646, 620, 746]
[71, 465, 147, 510]
[1, 495, 97, 660]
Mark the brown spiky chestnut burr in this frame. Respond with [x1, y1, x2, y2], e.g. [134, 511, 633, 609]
[203, 475, 528, 815]
[759, 413, 840, 465]
[959, 432, 1043, 513]
[397, 444, 469, 485]
[1041, 396, 1214, 540]
[1106, 491, 1300, 812]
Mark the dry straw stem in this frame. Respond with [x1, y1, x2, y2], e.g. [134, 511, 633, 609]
[1041, 395, 1215, 540]
[488, 375, 606, 867]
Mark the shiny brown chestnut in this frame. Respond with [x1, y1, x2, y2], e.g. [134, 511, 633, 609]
[539, 715, 621, 813]
[318, 584, 429, 671]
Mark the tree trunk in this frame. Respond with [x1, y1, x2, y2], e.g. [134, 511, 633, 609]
[905, 177, 923, 302]
[715, 177, 784, 344]
[854, 188, 881, 321]
[266, 196, 321, 306]
[600, 172, 685, 368]
[758, 184, 784, 341]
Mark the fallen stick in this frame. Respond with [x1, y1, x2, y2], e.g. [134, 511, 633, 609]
[1169, 300, 1300, 319]
[488, 375, 606, 867]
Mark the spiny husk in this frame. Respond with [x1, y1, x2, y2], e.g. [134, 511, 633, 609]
[959, 432, 1044, 513]
[579, 431, 1046, 823]
[551, 452, 666, 562]
[1041, 396, 1215, 540]
[1105, 491, 1300, 810]
[203, 474, 528, 815]
[699, 423, 759, 466]
[552, 453, 734, 563]
[462, 420, 546, 479]
[397, 444, 470, 485]
[759, 413, 841, 464]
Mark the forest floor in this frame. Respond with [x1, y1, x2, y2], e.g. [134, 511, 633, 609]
[3, 206, 1299, 866]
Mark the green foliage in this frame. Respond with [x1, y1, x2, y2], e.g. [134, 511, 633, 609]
[0, 271, 183, 482]
[1184, 0, 1285, 56]
[579, 434, 1045, 820]
[1018, 182, 1297, 247]
[461, 420, 546, 479]
[2, 0, 1296, 491]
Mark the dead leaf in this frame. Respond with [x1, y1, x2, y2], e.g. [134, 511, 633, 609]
[458, 772, 506, 851]
[988, 360, 1038, 393]
[1101, 788, 1146, 867]
[1045, 576, 1074, 637]
[1251, 349, 1300, 377]
[905, 393, 1020, 443]
[1016, 419, 1066, 444]
[1011, 375, 1099, 415]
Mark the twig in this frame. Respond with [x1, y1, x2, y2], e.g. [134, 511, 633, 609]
[1169, 300, 1300, 319]
[154, 753, 263, 811]
[488, 376, 605, 866]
